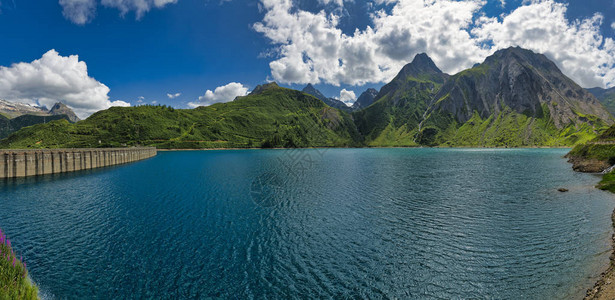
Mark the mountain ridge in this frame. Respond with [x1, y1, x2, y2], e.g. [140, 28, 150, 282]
[354, 47, 612, 147]
[0, 85, 361, 149]
[301, 84, 352, 112]
[1, 47, 612, 149]
[588, 86, 615, 116]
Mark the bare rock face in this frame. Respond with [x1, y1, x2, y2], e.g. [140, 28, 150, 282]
[0, 99, 48, 118]
[49, 102, 80, 122]
[588, 86, 615, 116]
[352, 88, 378, 110]
[566, 156, 611, 173]
[433, 47, 613, 129]
[0, 100, 80, 139]
[376, 53, 448, 103]
[0, 99, 80, 122]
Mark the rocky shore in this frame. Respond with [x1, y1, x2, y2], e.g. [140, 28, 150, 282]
[584, 210, 615, 299]
[569, 153, 615, 299]
[566, 155, 611, 173]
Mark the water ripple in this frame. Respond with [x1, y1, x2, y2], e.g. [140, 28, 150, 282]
[0, 149, 612, 299]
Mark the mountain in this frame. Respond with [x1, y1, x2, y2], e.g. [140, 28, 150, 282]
[0, 99, 48, 118]
[0, 84, 361, 149]
[588, 87, 615, 116]
[0, 114, 70, 139]
[302, 84, 352, 112]
[0, 100, 80, 139]
[354, 47, 612, 147]
[49, 102, 80, 122]
[352, 53, 449, 146]
[2, 47, 612, 150]
[351, 88, 378, 110]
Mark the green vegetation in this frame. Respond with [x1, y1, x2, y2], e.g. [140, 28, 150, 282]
[0, 85, 361, 149]
[588, 87, 615, 116]
[568, 143, 615, 161]
[597, 171, 615, 193]
[0, 229, 38, 299]
[1, 85, 607, 150]
[0, 114, 70, 139]
[437, 108, 604, 147]
[1, 49, 612, 150]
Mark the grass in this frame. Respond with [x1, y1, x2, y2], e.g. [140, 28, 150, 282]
[598, 171, 615, 193]
[0, 229, 38, 299]
[0, 86, 362, 149]
[0, 82, 610, 150]
[0, 114, 71, 140]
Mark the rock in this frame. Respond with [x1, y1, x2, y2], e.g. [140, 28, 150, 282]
[567, 156, 611, 173]
[352, 88, 379, 110]
[558, 188, 569, 192]
[49, 102, 80, 122]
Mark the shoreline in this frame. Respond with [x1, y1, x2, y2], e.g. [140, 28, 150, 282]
[585, 209, 615, 299]
[156, 146, 572, 151]
[576, 153, 615, 299]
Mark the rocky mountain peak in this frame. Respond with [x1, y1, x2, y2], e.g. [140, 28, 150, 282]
[432, 46, 612, 129]
[302, 83, 328, 102]
[352, 88, 379, 110]
[487, 46, 560, 73]
[395, 53, 444, 81]
[49, 102, 80, 122]
[375, 53, 448, 103]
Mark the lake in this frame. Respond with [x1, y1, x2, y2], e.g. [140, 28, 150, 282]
[0, 148, 613, 299]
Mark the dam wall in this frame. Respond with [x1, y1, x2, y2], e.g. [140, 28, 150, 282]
[0, 147, 156, 179]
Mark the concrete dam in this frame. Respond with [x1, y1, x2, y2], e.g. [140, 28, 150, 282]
[0, 147, 157, 179]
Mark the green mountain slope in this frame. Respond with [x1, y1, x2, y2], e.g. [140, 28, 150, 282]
[0, 114, 70, 139]
[588, 87, 615, 116]
[353, 53, 448, 146]
[0, 83, 361, 149]
[355, 47, 613, 147]
[1, 47, 612, 150]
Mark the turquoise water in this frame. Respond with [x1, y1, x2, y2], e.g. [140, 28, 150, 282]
[0, 148, 613, 299]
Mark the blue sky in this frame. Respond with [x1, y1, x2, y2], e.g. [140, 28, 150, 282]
[0, 0, 614, 117]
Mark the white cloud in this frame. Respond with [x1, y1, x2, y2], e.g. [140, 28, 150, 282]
[188, 82, 249, 108]
[472, 1, 615, 88]
[255, 0, 615, 88]
[59, 0, 177, 24]
[59, 0, 96, 25]
[101, 0, 177, 19]
[317, 0, 346, 6]
[0, 49, 130, 119]
[338, 88, 356, 105]
[167, 92, 181, 99]
[612, 22, 615, 30]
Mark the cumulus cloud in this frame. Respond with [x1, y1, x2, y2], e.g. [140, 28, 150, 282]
[255, 0, 615, 88]
[0, 49, 130, 119]
[167, 92, 181, 99]
[612, 22, 615, 30]
[59, 0, 177, 24]
[338, 88, 356, 105]
[188, 82, 249, 108]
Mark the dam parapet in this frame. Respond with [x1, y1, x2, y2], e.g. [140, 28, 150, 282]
[0, 147, 156, 179]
